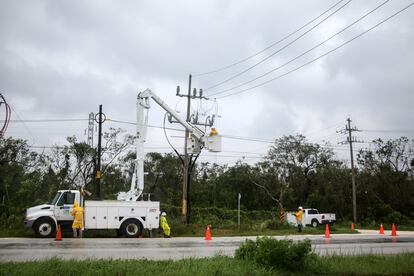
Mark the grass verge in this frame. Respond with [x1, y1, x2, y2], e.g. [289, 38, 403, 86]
[1, 254, 413, 275]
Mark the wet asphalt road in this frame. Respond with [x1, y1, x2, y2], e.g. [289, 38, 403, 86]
[1, 231, 413, 262]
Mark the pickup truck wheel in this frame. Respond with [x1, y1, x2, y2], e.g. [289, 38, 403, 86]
[311, 219, 319, 228]
[34, 218, 56, 238]
[121, 219, 143, 238]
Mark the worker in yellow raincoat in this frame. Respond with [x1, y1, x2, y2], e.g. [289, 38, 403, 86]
[71, 202, 84, 238]
[295, 206, 303, 233]
[160, 211, 171, 238]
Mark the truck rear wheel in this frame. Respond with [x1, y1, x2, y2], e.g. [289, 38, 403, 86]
[34, 217, 56, 238]
[311, 219, 319, 228]
[121, 219, 143, 238]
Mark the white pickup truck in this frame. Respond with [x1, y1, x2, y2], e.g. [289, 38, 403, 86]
[287, 208, 336, 228]
[24, 190, 160, 238]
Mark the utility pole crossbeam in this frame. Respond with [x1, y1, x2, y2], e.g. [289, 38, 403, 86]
[338, 117, 363, 223]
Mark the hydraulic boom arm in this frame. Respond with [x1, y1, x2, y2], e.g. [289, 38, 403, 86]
[117, 89, 221, 201]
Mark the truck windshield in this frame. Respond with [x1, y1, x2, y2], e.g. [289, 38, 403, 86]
[49, 192, 62, 205]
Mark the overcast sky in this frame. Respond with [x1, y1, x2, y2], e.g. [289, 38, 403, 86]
[1, 0, 413, 165]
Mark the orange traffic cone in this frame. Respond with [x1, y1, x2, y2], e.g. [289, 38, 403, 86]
[205, 225, 212, 240]
[379, 224, 385, 235]
[391, 224, 397, 236]
[324, 224, 330, 238]
[351, 223, 355, 230]
[55, 224, 62, 241]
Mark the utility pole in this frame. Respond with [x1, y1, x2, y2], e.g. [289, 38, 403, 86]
[175, 74, 214, 224]
[182, 74, 192, 224]
[338, 117, 362, 223]
[94, 105, 106, 200]
[238, 193, 241, 231]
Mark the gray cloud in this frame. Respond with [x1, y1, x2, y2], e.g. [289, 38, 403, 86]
[1, 0, 413, 164]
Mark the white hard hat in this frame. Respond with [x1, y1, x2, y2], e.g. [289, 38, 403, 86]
[298, 206, 303, 210]
[161, 212, 166, 216]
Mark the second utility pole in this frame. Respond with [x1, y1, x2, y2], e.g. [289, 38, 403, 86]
[347, 117, 357, 223]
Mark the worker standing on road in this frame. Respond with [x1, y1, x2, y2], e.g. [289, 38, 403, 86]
[71, 202, 84, 238]
[160, 211, 171, 238]
[295, 206, 303, 232]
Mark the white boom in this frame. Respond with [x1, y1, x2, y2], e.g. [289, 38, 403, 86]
[117, 88, 221, 201]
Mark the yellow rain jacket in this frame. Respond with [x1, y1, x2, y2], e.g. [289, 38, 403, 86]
[71, 203, 84, 229]
[295, 210, 303, 223]
[160, 216, 171, 237]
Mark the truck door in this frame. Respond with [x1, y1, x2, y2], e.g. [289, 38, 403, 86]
[54, 191, 76, 221]
[307, 209, 319, 226]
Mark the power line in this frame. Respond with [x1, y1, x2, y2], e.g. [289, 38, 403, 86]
[107, 118, 277, 143]
[7, 119, 88, 123]
[193, 0, 348, 77]
[107, 118, 184, 132]
[107, 118, 375, 147]
[210, 0, 391, 97]
[8, 106, 37, 146]
[204, 0, 353, 91]
[215, 2, 414, 99]
[34, 117, 407, 150]
[362, 129, 414, 133]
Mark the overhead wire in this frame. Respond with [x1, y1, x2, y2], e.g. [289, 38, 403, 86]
[210, 0, 391, 97]
[361, 129, 414, 133]
[21, 117, 407, 157]
[193, 0, 348, 77]
[214, 1, 414, 99]
[8, 105, 37, 146]
[203, 0, 353, 92]
[6, 119, 88, 122]
[107, 118, 371, 147]
[163, 112, 182, 159]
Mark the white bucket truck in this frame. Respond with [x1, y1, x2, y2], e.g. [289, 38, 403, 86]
[24, 190, 159, 238]
[24, 89, 221, 238]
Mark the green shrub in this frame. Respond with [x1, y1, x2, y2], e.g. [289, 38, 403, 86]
[259, 219, 283, 230]
[234, 239, 257, 261]
[386, 211, 404, 225]
[235, 237, 313, 271]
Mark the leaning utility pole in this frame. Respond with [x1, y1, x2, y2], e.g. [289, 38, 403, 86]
[338, 117, 362, 223]
[175, 74, 214, 224]
[183, 75, 192, 224]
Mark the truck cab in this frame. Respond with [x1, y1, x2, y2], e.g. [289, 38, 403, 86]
[24, 190, 80, 238]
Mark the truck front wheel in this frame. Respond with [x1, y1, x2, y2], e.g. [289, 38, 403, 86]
[121, 219, 143, 238]
[311, 219, 319, 228]
[34, 218, 56, 238]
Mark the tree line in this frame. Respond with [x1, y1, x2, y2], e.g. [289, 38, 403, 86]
[1, 130, 413, 224]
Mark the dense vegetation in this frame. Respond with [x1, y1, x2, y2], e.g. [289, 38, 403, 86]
[1, 130, 413, 232]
